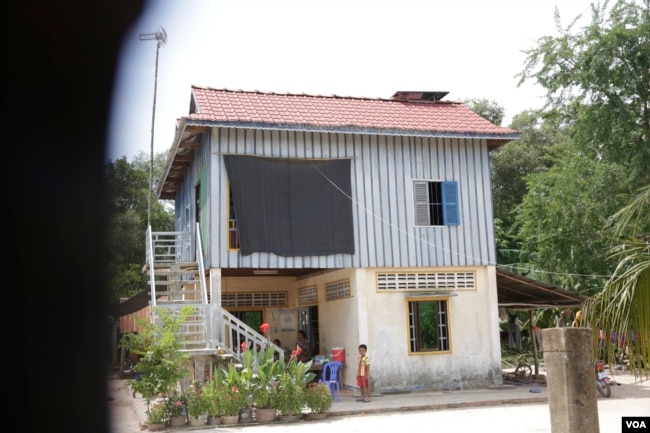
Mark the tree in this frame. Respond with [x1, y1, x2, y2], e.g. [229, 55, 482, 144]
[120, 306, 192, 409]
[491, 110, 568, 232]
[513, 0, 649, 371]
[464, 98, 505, 126]
[583, 185, 650, 377]
[518, 0, 650, 188]
[104, 152, 174, 306]
[515, 148, 628, 294]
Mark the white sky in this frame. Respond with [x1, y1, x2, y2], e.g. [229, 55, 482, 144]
[107, 0, 596, 161]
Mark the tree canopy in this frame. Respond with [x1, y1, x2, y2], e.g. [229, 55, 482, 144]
[512, 0, 649, 374]
[464, 98, 505, 126]
[518, 0, 649, 187]
[104, 152, 174, 307]
[583, 185, 650, 377]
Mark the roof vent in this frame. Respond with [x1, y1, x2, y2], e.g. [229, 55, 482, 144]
[391, 91, 449, 102]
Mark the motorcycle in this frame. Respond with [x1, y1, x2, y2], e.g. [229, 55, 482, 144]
[594, 361, 612, 398]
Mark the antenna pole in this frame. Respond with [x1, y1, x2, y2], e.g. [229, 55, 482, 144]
[139, 27, 167, 228]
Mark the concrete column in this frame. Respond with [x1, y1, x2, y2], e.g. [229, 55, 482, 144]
[542, 327, 599, 433]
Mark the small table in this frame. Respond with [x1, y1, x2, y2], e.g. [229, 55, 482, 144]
[308, 362, 323, 382]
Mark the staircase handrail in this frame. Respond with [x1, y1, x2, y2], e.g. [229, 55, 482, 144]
[145, 225, 157, 308]
[213, 308, 283, 361]
[146, 227, 283, 361]
[195, 223, 212, 350]
[195, 223, 208, 305]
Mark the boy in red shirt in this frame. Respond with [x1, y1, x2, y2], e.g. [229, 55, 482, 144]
[357, 344, 371, 402]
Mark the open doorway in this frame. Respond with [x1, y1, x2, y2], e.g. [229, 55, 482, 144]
[297, 306, 319, 356]
[230, 310, 264, 350]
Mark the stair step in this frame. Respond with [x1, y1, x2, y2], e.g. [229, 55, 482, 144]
[157, 299, 205, 304]
[145, 261, 199, 272]
[184, 345, 208, 350]
[149, 273, 201, 279]
[179, 348, 218, 356]
[144, 269, 200, 275]
[151, 279, 200, 285]
[150, 286, 199, 291]
[154, 291, 202, 298]
[144, 248, 260, 367]
[180, 331, 206, 337]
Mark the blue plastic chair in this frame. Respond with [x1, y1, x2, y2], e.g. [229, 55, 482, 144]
[318, 361, 343, 401]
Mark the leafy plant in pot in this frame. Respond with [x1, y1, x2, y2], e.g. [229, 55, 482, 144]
[221, 364, 248, 417]
[236, 349, 257, 423]
[202, 368, 227, 424]
[146, 400, 167, 428]
[254, 386, 279, 422]
[305, 383, 333, 415]
[165, 392, 187, 426]
[275, 357, 315, 418]
[165, 392, 187, 417]
[276, 382, 305, 418]
[119, 306, 191, 423]
[185, 383, 208, 425]
[252, 347, 282, 406]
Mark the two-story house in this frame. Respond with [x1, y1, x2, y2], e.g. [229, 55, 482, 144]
[149, 86, 521, 392]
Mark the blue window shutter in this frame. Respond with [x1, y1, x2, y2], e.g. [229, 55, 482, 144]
[442, 181, 459, 225]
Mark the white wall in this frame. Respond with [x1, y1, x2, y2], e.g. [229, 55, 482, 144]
[360, 266, 502, 391]
[242, 266, 505, 391]
[214, 265, 502, 391]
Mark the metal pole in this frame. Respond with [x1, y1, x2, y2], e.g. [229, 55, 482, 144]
[147, 42, 159, 227]
[139, 27, 167, 228]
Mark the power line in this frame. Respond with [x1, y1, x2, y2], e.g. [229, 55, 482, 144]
[310, 160, 613, 282]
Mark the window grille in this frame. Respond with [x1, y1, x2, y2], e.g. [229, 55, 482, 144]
[377, 272, 475, 291]
[325, 280, 351, 301]
[298, 286, 318, 305]
[408, 297, 450, 353]
[221, 292, 287, 307]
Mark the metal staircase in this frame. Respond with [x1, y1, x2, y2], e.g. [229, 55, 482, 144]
[144, 224, 283, 379]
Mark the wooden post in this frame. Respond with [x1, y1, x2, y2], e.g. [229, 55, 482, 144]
[111, 322, 118, 368]
[528, 309, 539, 377]
[119, 346, 127, 378]
[542, 327, 599, 433]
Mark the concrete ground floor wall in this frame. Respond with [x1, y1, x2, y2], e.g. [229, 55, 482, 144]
[207, 265, 502, 393]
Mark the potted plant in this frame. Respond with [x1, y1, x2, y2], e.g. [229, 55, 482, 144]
[275, 357, 314, 420]
[275, 381, 305, 420]
[236, 350, 257, 423]
[253, 383, 279, 422]
[218, 363, 246, 424]
[185, 385, 208, 426]
[145, 401, 167, 430]
[220, 385, 246, 424]
[202, 370, 224, 425]
[252, 347, 282, 422]
[120, 306, 191, 423]
[165, 392, 187, 427]
[305, 383, 333, 418]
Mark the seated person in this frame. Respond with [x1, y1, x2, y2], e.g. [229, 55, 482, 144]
[272, 339, 282, 361]
[296, 330, 312, 362]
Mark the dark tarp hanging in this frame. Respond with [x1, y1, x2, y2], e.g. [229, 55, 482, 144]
[223, 155, 355, 256]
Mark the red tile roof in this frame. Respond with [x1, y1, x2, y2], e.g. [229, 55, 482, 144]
[187, 85, 518, 138]
[158, 86, 519, 199]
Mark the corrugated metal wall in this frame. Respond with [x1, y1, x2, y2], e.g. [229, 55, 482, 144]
[119, 302, 151, 333]
[173, 127, 496, 270]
